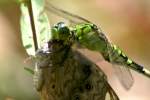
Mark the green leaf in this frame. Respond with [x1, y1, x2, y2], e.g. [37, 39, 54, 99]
[20, 1, 35, 55]
[20, 0, 51, 55]
[31, 0, 51, 48]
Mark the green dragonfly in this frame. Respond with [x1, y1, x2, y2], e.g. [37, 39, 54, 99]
[20, 0, 150, 99]
[44, 1, 150, 90]
[20, 0, 120, 99]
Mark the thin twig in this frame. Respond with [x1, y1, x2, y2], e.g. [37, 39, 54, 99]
[28, 0, 38, 51]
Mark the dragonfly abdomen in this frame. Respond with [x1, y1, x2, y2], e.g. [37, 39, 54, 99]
[128, 61, 150, 78]
[111, 44, 150, 78]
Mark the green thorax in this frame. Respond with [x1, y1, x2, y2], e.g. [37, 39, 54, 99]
[72, 23, 108, 55]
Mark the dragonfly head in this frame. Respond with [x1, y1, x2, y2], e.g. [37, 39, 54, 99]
[51, 22, 71, 41]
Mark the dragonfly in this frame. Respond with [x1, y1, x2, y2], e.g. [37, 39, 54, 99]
[44, 0, 150, 89]
[20, 0, 119, 99]
[20, 0, 150, 100]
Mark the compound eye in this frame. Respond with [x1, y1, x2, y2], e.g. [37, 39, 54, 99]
[55, 22, 70, 34]
[57, 22, 66, 28]
[58, 26, 70, 34]
[53, 22, 71, 41]
[54, 22, 65, 28]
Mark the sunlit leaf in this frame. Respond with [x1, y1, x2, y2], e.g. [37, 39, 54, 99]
[20, 0, 50, 55]
[31, 0, 51, 48]
[20, 1, 35, 55]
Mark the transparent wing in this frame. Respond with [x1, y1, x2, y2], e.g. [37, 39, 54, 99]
[92, 29, 134, 90]
[105, 39, 134, 90]
[113, 64, 134, 90]
[76, 48, 104, 63]
[44, 0, 91, 24]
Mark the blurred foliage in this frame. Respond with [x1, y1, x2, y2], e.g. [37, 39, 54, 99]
[0, 0, 16, 6]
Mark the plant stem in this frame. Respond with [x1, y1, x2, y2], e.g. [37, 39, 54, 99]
[28, 0, 38, 51]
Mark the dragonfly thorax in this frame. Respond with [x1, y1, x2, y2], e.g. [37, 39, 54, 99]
[74, 23, 98, 39]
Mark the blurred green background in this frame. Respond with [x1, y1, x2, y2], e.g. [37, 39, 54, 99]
[0, 0, 150, 100]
